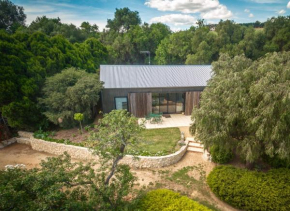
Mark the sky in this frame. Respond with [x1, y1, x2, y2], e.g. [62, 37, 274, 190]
[12, 0, 290, 31]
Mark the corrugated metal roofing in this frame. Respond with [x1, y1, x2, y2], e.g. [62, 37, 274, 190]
[100, 65, 212, 89]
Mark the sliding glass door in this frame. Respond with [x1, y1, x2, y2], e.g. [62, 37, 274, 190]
[152, 93, 185, 114]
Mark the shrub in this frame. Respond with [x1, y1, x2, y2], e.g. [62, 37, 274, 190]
[209, 144, 233, 164]
[263, 154, 290, 169]
[138, 189, 211, 211]
[33, 129, 86, 147]
[207, 165, 290, 211]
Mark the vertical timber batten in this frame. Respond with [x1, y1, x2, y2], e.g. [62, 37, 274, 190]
[185, 91, 201, 115]
[128, 93, 152, 117]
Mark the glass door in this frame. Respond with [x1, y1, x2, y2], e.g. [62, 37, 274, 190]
[159, 93, 167, 113]
[167, 93, 176, 113]
[151, 93, 185, 114]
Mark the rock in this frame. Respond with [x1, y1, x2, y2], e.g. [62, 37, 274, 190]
[178, 140, 186, 146]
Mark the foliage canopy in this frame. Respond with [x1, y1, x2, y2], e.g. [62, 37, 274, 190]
[39, 68, 103, 128]
[0, 152, 136, 210]
[191, 52, 290, 164]
[0, 0, 26, 33]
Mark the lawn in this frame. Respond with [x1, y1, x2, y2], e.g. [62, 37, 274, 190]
[126, 127, 181, 156]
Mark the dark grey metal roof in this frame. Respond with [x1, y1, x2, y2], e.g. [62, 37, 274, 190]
[100, 65, 212, 89]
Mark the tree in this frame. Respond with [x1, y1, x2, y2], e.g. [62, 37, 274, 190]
[196, 19, 205, 28]
[39, 68, 103, 128]
[27, 16, 99, 43]
[0, 0, 26, 33]
[0, 152, 137, 210]
[155, 29, 194, 64]
[0, 111, 144, 209]
[191, 52, 290, 166]
[74, 113, 84, 133]
[0, 30, 107, 130]
[186, 41, 213, 64]
[87, 110, 144, 185]
[106, 7, 141, 33]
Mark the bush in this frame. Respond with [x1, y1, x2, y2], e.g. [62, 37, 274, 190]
[210, 144, 233, 164]
[207, 166, 290, 211]
[33, 129, 86, 147]
[263, 154, 290, 169]
[138, 189, 211, 211]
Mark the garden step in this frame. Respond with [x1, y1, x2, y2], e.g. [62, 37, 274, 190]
[188, 142, 203, 148]
[187, 147, 203, 153]
[16, 137, 31, 145]
[186, 137, 195, 142]
[186, 137, 201, 143]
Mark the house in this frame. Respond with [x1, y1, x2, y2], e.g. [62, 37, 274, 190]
[100, 65, 212, 117]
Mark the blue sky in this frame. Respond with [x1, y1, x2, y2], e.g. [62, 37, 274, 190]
[13, 0, 290, 31]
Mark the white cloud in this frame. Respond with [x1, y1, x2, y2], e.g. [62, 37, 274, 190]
[200, 5, 233, 19]
[21, 1, 110, 30]
[249, 13, 254, 18]
[244, 9, 250, 13]
[287, 1, 290, 9]
[150, 14, 196, 26]
[145, 0, 233, 19]
[277, 9, 286, 15]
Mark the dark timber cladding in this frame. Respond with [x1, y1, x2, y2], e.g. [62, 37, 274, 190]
[185, 91, 201, 115]
[128, 93, 152, 117]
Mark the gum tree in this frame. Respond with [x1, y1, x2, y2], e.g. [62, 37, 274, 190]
[191, 52, 290, 166]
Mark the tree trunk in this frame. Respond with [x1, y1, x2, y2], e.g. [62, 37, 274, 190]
[105, 144, 125, 185]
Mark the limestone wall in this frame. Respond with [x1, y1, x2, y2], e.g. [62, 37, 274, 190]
[17, 131, 187, 168]
[30, 137, 98, 160]
[120, 144, 188, 168]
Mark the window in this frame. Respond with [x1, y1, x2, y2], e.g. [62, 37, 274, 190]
[151, 93, 185, 114]
[115, 97, 128, 110]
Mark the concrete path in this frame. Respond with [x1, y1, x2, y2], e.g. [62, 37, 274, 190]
[139, 114, 192, 129]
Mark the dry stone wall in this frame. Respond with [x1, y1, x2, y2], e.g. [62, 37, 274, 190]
[17, 131, 188, 168]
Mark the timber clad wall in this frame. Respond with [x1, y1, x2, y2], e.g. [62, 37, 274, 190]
[102, 87, 204, 115]
[185, 91, 201, 115]
[128, 93, 152, 117]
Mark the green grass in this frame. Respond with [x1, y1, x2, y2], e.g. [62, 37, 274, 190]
[126, 127, 181, 156]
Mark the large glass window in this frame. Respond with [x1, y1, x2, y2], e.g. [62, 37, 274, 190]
[151, 93, 185, 114]
[176, 93, 185, 113]
[152, 93, 160, 114]
[115, 97, 128, 110]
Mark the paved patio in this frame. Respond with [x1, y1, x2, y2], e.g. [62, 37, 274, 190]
[138, 114, 192, 129]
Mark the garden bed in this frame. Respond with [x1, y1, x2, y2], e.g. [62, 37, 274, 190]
[126, 127, 181, 156]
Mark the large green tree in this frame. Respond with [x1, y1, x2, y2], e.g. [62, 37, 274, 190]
[0, 30, 107, 130]
[104, 22, 170, 64]
[39, 68, 103, 128]
[106, 7, 141, 33]
[26, 16, 99, 43]
[0, 0, 26, 33]
[191, 52, 290, 165]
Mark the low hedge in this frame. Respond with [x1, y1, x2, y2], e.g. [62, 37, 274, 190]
[207, 165, 290, 211]
[138, 189, 211, 211]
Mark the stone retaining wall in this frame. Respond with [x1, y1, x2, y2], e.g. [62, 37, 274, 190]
[120, 144, 188, 168]
[17, 131, 188, 168]
[30, 137, 98, 160]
